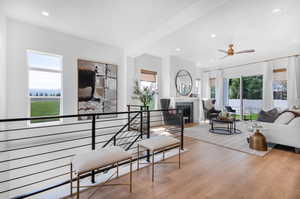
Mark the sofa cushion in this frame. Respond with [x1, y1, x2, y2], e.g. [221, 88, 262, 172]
[257, 108, 279, 123]
[274, 111, 296, 125]
[288, 117, 300, 128]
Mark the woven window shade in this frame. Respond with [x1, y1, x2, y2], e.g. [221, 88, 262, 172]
[209, 78, 216, 87]
[273, 68, 287, 81]
[140, 69, 157, 82]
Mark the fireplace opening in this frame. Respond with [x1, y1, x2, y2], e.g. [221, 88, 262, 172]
[176, 102, 193, 124]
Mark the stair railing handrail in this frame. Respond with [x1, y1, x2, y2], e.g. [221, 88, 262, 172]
[0, 108, 181, 199]
[102, 112, 140, 148]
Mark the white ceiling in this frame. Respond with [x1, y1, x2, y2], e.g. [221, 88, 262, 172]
[2, 0, 300, 68]
[145, 0, 300, 68]
[2, 0, 199, 47]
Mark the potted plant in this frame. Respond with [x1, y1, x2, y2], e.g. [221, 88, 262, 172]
[132, 80, 157, 107]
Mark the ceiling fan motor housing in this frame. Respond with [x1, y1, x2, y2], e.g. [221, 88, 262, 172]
[228, 44, 234, 56]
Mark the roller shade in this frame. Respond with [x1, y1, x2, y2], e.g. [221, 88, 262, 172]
[273, 68, 287, 81]
[209, 78, 216, 87]
[140, 69, 157, 82]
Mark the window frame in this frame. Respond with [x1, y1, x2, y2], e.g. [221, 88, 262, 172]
[273, 68, 287, 100]
[272, 68, 288, 110]
[209, 78, 216, 99]
[195, 78, 201, 96]
[140, 69, 158, 110]
[27, 50, 63, 126]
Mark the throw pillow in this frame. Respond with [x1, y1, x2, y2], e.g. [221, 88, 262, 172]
[204, 100, 214, 110]
[257, 108, 279, 123]
[274, 111, 296, 125]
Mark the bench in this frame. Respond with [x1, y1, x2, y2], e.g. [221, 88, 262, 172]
[137, 136, 181, 182]
[70, 146, 133, 198]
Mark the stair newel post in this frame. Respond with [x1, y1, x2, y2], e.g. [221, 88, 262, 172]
[91, 115, 96, 183]
[180, 110, 184, 150]
[127, 105, 130, 131]
[146, 106, 150, 162]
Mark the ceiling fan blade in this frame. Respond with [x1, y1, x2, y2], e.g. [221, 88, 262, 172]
[235, 49, 255, 54]
[218, 49, 228, 54]
[220, 55, 228, 59]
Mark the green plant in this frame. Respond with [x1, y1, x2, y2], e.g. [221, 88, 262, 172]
[132, 80, 156, 106]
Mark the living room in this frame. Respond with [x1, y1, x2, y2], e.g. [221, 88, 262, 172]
[0, 0, 300, 199]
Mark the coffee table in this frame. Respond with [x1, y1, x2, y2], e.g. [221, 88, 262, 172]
[209, 118, 242, 135]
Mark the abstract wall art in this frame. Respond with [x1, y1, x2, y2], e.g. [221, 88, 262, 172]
[78, 59, 117, 120]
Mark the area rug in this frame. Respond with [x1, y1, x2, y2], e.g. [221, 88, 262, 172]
[185, 124, 274, 157]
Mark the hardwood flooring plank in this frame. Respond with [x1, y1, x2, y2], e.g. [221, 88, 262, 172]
[65, 137, 300, 199]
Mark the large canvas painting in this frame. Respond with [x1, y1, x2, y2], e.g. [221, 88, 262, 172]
[78, 59, 117, 120]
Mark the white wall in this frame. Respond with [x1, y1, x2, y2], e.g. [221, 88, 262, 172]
[126, 55, 135, 106]
[127, 54, 199, 106]
[0, 4, 9, 199]
[161, 56, 171, 98]
[0, 5, 7, 119]
[6, 19, 126, 119]
[128, 53, 163, 107]
[222, 62, 264, 78]
[1, 18, 130, 198]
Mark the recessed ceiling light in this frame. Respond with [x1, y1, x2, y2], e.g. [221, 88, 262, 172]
[272, 8, 281, 14]
[211, 34, 216, 38]
[175, 48, 181, 52]
[41, 11, 49, 16]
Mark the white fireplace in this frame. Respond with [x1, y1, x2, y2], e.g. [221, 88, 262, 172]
[170, 97, 200, 123]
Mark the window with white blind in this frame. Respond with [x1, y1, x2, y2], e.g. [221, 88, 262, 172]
[195, 79, 201, 96]
[273, 68, 288, 109]
[27, 50, 63, 123]
[140, 69, 157, 110]
[209, 78, 216, 99]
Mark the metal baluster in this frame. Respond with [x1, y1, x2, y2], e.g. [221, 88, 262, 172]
[91, 115, 96, 183]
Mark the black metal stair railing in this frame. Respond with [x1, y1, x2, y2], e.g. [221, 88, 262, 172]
[0, 108, 183, 199]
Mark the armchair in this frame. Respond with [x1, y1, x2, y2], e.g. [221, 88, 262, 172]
[160, 99, 181, 126]
[202, 99, 221, 121]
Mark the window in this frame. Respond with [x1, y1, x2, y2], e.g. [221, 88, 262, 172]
[225, 75, 263, 120]
[28, 50, 62, 123]
[242, 75, 263, 100]
[140, 69, 157, 110]
[195, 79, 201, 96]
[273, 68, 287, 109]
[228, 78, 240, 99]
[209, 78, 216, 99]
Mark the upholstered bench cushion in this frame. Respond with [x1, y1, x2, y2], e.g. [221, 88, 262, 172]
[72, 146, 132, 173]
[138, 136, 180, 151]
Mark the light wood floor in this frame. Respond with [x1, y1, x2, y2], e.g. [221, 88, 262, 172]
[68, 137, 300, 199]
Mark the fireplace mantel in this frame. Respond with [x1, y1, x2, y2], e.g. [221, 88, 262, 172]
[170, 97, 200, 123]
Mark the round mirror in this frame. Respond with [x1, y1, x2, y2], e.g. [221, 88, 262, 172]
[175, 69, 193, 96]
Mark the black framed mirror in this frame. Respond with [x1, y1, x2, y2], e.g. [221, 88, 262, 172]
[175, 69, 193, 96]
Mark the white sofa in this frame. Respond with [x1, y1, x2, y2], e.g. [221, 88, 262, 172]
[260, 122, 300, 150]
[239, 111, 300, 152]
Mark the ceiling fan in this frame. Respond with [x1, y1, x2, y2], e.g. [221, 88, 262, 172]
[218, 44, 255, 59]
